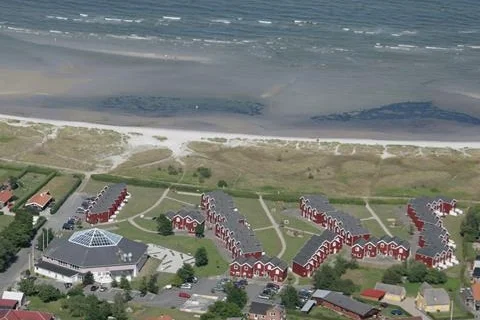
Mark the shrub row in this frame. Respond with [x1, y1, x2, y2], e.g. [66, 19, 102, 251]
[368, 198, 408, 205]
[50, 176, 83, 214]
[91, 174, 171, 188]
[329, 197, 365, 205]
[11, 171, 57, 212]
[33, 216, 47, 232]
[24, 165, 57, 175]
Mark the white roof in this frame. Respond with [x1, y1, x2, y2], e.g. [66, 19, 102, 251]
[312, 289, 331, 299]
[68, 228, 123, 248]
[2, 291, 24, 302]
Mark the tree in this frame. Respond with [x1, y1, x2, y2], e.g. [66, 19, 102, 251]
[280, 285, 299, 310]
[177, 263, 195, 282]
[36, 228, 54, 251]
[119, 275, 131, 290]
[217, 180, 228, 188]
[407, 261, 428, 283]
[83, 271, 95, 286]
[195, 246, 209, 267]
[139, 276, 148, 296]
[18, 278, 37, 296]
[67, 285, 85, 297]
[147, 273, 159, 294]
[205, 301, 242, 319]
[313, 265, 337, 289]
[197, 167, 212, 179]
[224, 283, 247, 309]
[37, 284, 63, 302]
[111, 278, 118, 288]
[157, 214, 173, 236]
[195, 223, 205, 238]
[382, 267, 403, 285]
[85, 295, 112, 320]
[111, 293, 128, 320]
[425, 268, 447, 284]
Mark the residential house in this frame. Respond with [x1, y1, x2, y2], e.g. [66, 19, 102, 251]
[0, 292, 24, 308]
[374, 282, 406, 301]
[0, 190, 13, 209]
[311, 290, 380, 320]
[471, 283, 480, 311]
[0, 310, 54, 320]
[25, 191, 53, 211]
[299, 195, 335, 225]
[360, 289, 385, 301]
[351, 237, 378, 259]
[415, 282, 450, 313]
[247, 302, 286, 320]
[376, 236, 410, 261]
[85, 183, 127, 224]
[229, 255, 288, 282]
[165, 209, 205, 234]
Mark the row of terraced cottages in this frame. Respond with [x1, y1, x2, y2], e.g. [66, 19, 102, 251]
[201, 190, 288, 282]
[351, 235, 410, 261]
[165, 208, 205, 234]
[229, 255, 288, 282]
[407, 197, 459, 269]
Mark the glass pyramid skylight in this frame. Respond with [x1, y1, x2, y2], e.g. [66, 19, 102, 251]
[68, 228, 123, 248]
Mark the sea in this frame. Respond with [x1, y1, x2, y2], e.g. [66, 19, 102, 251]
[0, 0, 479, 136]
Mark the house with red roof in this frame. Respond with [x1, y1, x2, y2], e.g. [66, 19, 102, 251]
[0, 300, 17, 310]
[25, 191, 53, 211]
[0, 191, 13, 209]
[360, 289, 385, 301]
[0, 310, 54, 320]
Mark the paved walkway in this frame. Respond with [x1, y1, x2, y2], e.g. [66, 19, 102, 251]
[253, 226, 275, 231]
[364, 199, 393, 237]
[258, 195, 286, 259]
[165, 196, 195, 207]
[128, 188, 170, 233]
[387, 297, 431, 320]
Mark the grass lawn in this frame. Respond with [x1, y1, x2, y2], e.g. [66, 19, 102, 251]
[266, 200, 320, 233]
[27, 296, 74, 320]
[168, 191, 201, 206]
[83, 179, 165, 218]
[281, 230, 310, 263]
[131, 258, 175, 291]
[334, 204, 372, 219]
[40, 174, 80, 200]
[105, 222, 228, 277]
[371, 204, 411, 239]
[404, 282, 421, 297]
[234, 197, 271, 229]
[133, 217, 158, 232]
[0, 167, 22, 182]
[361, 219, 387, 238]
[144, 198, 189, 218]
[0, 215, 13, 231]
[15, 172, 48, 199]
[255, 229, 281, 257]
[342, 267, 384, 292]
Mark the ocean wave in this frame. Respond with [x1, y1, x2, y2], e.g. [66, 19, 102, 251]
[79, 13, 88, 17]
[468, 46, 480, 49]
[258, 20, 272, 25]
[49, 30, 63, 34]
[127, 34, 151, 40]
[391, 30, 417, 37]
[397, 44, 417, 48]
[46, 15, 68, 21]
[425, 46, 449, 50]
[163, 16, 181, 21]
[104, 17, 122, 22]
[385, 46, 411, 51]
[459, 30, 478, 34]
[123, 19, 134, 23]
[342, 27, 350, 31]
[211, 19, 231, 24]
[353, 30, 364, 34]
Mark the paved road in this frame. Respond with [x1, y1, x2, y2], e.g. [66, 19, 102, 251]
[364, 199, 393, 237]
[127, 188, 170, 233]
[258, 195, 286, 259]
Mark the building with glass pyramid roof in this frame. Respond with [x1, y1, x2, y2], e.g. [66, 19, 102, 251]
[34, 228, 148, 284]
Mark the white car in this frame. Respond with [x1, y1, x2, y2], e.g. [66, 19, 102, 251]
[164, 284, 173, 290]
[180, 283, 192, 289]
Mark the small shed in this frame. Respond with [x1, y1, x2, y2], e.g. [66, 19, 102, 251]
[301, 300, 316, 313]
[1, 292, 25, 307]
[360, 289, 386, 301]
[0, 299, 18, 310]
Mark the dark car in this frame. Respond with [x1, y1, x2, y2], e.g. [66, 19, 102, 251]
[266, 283, 280, 292]
[390, 309, 403, 316]
[64, 283, 73, 289]
[237, 279, 248, 286]
[90, 285, 98, 292]
[186, 276, 198, 284]
[234, 281, 245, 289]
[62, 223, 74, 230]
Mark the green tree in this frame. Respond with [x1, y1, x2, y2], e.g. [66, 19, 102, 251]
[425, 268, 447, 284]
[195, 223, 205, 238]
[18, 278, 38, 296]
[83, 271, 95, 286]
[139, 276, 148, 296]
[206, 301, 242, 319]
[85, 295, 112, 320]
[111, 278, 118, 288]
[197, 167, 212, 179]
[171, 274, 184, 287]
[37, 284, 63, 302]
[157, 214, 174, 236]
[224, 282, 247, 309]
[111, 293, 128, 320]
[407, 261, 428, 283]
[119, 275, 131, 290]
[147, 273, 159, 294]
[280, 285, 299, 310]
[217, 180, 228, 188]
[8, 176, 19, 189]
[195, 246, 209, 267]
[67, 285, 85, 297]
[177, 263, 195, 282]
[36, 228, 54, 251]
[313, 265, 337, 289]
[382, 267, 403, 285]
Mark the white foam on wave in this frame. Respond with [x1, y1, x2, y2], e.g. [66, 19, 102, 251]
[7, 27, 26, 31]
[127, 34, 150, 40]
[385, 46, 411, 51]
[353, 30, 364, 34]
[333, 48, 349, 52]
[163, 16, 181, 21]
[123, 19, 134, 23]
[135, 19, 144, 23]
[425, 46, 449, 50]
[49, 30, 63, 34]
[55, 16, 68, 21]
[73, 18, 82, 22]
[80, 13, 88, 17]
[211, 19, 231, 24]
[459, 30, 477, 34]
[105, 17, 122, 22]
[342, 27, 350, 31]
[397, 44, 417, 48]
[204, 39, 232, 44]
[468, 46, 480, 49]
[258, 20, 272, 24]
[294, 20, 306, 24]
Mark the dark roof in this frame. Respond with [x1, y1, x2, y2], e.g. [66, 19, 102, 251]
[248, 302, 283, 316]
[329, 210, 370, 236]
[165, 208, 205, 223]
[88, 183, 126, 214]
[35, 260, 80, 277]
[265, 256, 288, 270]
[302, 195, 335, 212]
[293, 230, 337, 266]
[416, 242, 450, 258]
[473, 268, 480, 278]
[42, 228, 148, 268]
[379, 235, 410, 250]
[232, 256, 257, 267]
[322, 292, 378, 317]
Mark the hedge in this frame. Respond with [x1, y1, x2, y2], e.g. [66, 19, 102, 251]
[368, 198, 408, 205]
[33, 216, 47, 232]
[91, 174, 171, 189]
[24, 165, 57, 175]
[11, 171, 57, 211]
[329, 198, 365, 205]
[262, 193, 303, 203]
[50, 176, 83, 214]
[16, 168, 29, 179]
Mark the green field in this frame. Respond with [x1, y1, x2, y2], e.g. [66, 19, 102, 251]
[289, 307, 349, 320]
[40, 174, 80, 201]
[361, 219, 387, 238]
[342, 267, 384, 292]
[103, 222, 228, 277]
[133, 217, 157, 232]
[282, 230, 310, 263]
[14, 172, 48, 199]
[334, 204, 372, 219]
[0, 167, 22, 183]
[144, 198, 188, 218]
[234, 197, 271, 229]
[83, 179, 165, 218]
[266, 200, 320, 233]
[255, 229, 281, 257]
[167, 191, 201, 206]
[371, 204, 411, 239]
[0, 215, 13, 231]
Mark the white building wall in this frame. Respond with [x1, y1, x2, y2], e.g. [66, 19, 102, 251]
[34, 266, 78, 283]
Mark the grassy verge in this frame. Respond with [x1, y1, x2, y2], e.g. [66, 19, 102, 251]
[334, 204, 372, 219]
[342, 267, 384, 292]
[255, 229, 281, 257]
[0, 215, 14, 231]
[144, 198, 187, 218]
[234, 197, 271, 229]
[361, 219, 387, 237]
[281, 230, 310, 263]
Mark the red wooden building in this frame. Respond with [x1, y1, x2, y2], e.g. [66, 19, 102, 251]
[86, 183, 127, 224]
[312, 290, 380, 320]
[229, 255, 288, 282]
[165, 209, 205, 233]
[351, 237, 379, 259]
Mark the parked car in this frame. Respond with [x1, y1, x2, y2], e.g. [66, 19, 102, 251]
[298, 289, 311, 298]
[90, 285, 98, 292]
[179, 292, 191, 299]
[237, 279, 248, 286]
[258, 291, 272, 300]
[391, 309, 403, 316]
[234, 281, 245, 289]
[164, 284, 173, 290]
[180, 283, 192, 289]
[62, 223, 74, 230]
[266, 283, 280, 292]
[186, 276, 198, 284]
[64, 283, 73, 289]
[380, 302, 389, 308]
